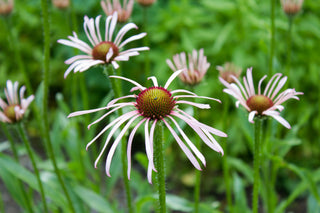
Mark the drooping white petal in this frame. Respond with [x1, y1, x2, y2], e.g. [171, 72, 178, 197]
[168, 116, 206, 166]
[109, 75, 146, 90]
[164, 69, 184, 89]
[147, 76, 158, 87]
[105, 114, 140, 177]
[176, 100, 210, 109]
[127, 119, 146, 180]
[263, 110, 291, 129]
[248, 111, 257, 123]
[162, 119, 202, 170]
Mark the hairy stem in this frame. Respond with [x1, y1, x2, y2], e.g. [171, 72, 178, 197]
[105, 65, 133, 213]
[40, 0, 76, 212]
[252, 118, 263, 213]
[154, 121, 166, 213]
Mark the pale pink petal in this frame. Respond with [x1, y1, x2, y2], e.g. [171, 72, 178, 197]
[107, 95, 136, 107]
[127, 119, 146, 180]
[111, 61, 119, 69]
[164, 69, 184, 89]
[174, 95, 221, 103]
[88, 105, 136, 129]
[147, 76, 158, 87]
[114, 23, 138, 46]
[0, 111, 11, 123]
[176, 100, 210, 109]
[109, 75, 146, 90]
[162, 119, 202, 170]
[166, 59, 177, 71]
[248, 111, 257, 123]
[94, 111, 138, 170]
[0, 98, 8, 110]
[263, 110, 291, 129]
[105, 114, 140, 177]
[258, 75, 267, 95]
[108, 12, 118, 41]
[57, 39, 92, 54]
[119, 33, 147, 49]
[168, 115, 206, 166]
[270, 76, 287, 100]
[65, 55, 92, 64]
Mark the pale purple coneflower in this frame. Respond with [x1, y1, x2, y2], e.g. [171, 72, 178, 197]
[216, 62, 242, 84]
[0, 0, 13, 15]
[219, 67, 303, 128]
[101, 0, 134, 23]
[136, 0, 156, 7]
[281, 0, 304, 16]
[58, 12, 149, 78]
[68, 70, 226, 183]
[0, 80, 34, 123]
[166, 49, 210, 86]
[52, 0, 69, 9]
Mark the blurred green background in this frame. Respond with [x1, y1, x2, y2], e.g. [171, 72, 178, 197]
[0, 0, 319, 212]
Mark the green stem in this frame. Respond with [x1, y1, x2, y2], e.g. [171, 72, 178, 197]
[16, 123, 48, 213]
[154, 121, 166, 213]
[40, 0, 76, 212]
[0, 123, 34, 213]
[105, 65, 133, 213]
[269, 0, 275, 77]
[285, 16, 293, 81]
[252, 118, 263, 213]
[192, 90, 201, 213]
[143, 7, 151, 85]
[221, 96, 233, 213]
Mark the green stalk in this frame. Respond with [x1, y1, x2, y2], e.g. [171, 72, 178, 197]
[105, 65, 133, 213]
[154, 121, 166, 213]
[269, 0, 275, 77]
[0, 123, 33, 213]
[191, 88, 202, 213]
[252, 118, 263, 213]
[194, 125, 201, 213]
[16, 122, 48, 213]
[0, 188, 3, 213]
[285, 16, 293, 81]
[221, 96, 233, 213]
[40, 0, 76, 212]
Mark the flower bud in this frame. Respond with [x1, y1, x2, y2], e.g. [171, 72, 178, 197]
[216, 62, 242, 84]
[136, 0, 156, 7]
[281, 0, 304, 16]
[0, 0, 13, 16]
[52, 0, 70, 9]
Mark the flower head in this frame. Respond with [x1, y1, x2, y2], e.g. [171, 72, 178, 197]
[52, 0, 70, 9]
[216, 62, 242, 84]
[58, 12, 149, 78]
[0, 80, 34, 123]
[69, 70, 226, 183]
[136, 0, 156, 7]
[281, 0, 304, 16]
[166, 49, 210, 86]
[0, 0, 13, 16]
[219, 68, 303, 128]
[101, 0, 134, 23]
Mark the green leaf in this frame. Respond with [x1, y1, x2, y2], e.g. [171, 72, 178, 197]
[166, 194, 193, 212]
[0, 154, 67, 208]
[228, 157, 253, 183]
[233, 173, 250, 213]
[73, 185, 115, 213]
